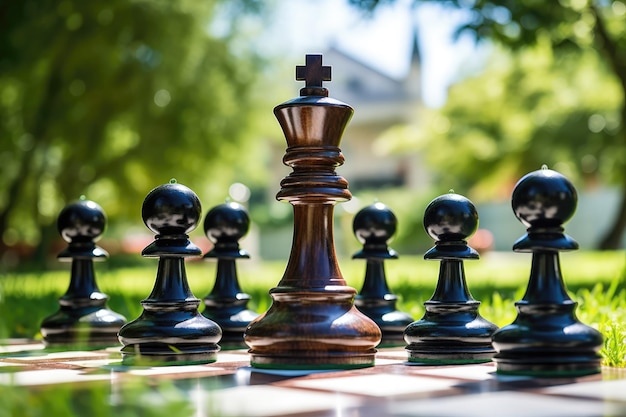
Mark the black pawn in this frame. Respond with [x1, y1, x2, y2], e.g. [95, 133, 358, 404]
[404, 192, 498, 364]
[492, 167, 603, 376]
[352, 202, 413, 346]
[202, 202, 259, 349]
[118, 181, 222, 365]
[40, 198, 126, 347]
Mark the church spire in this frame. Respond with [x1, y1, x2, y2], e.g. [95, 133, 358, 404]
[405, 25, 421, 100]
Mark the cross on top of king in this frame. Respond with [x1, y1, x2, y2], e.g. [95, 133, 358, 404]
[296, 54, 331, 97]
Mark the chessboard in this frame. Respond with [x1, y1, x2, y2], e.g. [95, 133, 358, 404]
[2, 339, 626, 417]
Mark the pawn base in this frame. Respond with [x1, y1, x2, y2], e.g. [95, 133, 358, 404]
[492, 301, 604, 377]
[494, 353, 601, 377]
[41, 307, 126, 348]
[363, 311, 414, 348]
[209, 326, 253, 350]
[404, 308, 498, 364]
[377, 331, 410, 349]
[406, 344, 495, 364]
[118, 304, 222, 366]
[43, 331, 121, 349]
[213, 330, 251, 350]
[203, 304, 259, 350]
[120, 343, 219, 366]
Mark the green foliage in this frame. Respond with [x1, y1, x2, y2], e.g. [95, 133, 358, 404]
[351, 0, 626, 56]
[386, 43, 622, 201]
[0, 0, 272, 254]
[600, 321, 626, 367]
[350, 0, 626, 248]
[0, 379, 198, 417]
[575, 271, 626, 367]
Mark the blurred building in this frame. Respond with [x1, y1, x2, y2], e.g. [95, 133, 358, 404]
[325, 36, 425, 192]
[259, 37, 425, 260]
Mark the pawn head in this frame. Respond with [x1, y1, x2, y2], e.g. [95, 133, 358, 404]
[353, 202, 397, 246]
[57, 199, 106, 243]
[204, 202, 250, 244]
[142, 182, 202, 236]
[512, 167, 577, 229]
[424, 193, 478, 243]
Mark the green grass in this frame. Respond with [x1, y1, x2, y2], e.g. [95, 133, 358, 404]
[1, 250, 626, 416]
[1, 250, 626, 366]
[0, 378, 197, 417]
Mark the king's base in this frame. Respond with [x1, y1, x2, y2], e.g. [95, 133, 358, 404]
[494, 353, 601, 377]
[406, 344, 495, 365]
[249, 349, 377, 370]
[244, 288, 382, 371]
[120, 343, 219, 366]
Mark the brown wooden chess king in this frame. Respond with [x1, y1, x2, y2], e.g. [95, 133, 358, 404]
[244, 55, 382, 369]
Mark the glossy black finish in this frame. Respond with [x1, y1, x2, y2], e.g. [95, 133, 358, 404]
[404, 192, 498, 364]
[352, 202, 413, 346]
[41, 199, 126, 348]
[118, 182, 221, 365]
[202, 202, 258, 349]
[492, 167, 603, 376]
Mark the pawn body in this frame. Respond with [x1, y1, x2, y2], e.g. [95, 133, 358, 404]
[404, 193, 497, 364]
[352, 202, 413, 346]
[202, 202, 258, 349]
[118, 182, 221, 365]
[41, 199, 126, 348]
[492, 168, 602, 376]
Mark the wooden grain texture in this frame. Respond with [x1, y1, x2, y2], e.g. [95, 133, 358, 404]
[244, 55, 381, 369]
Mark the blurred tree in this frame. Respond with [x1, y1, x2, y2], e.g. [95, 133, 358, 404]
[0, 0, 271, 263]
[385, 44, 620, 200]
[350, 0, 626, 249]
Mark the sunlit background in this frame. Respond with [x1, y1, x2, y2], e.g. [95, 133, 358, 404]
[1, 0, 625, 269]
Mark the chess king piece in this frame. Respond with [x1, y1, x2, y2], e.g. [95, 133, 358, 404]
[202, 201, 259, 349]
[352, 202, 413, 347]
[492, 167, 603, 376]
[404, 192, 498, 364]
[118, 181, 222, 365]
[244, 54, 381, 369]
[40, 198, 126, 347]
